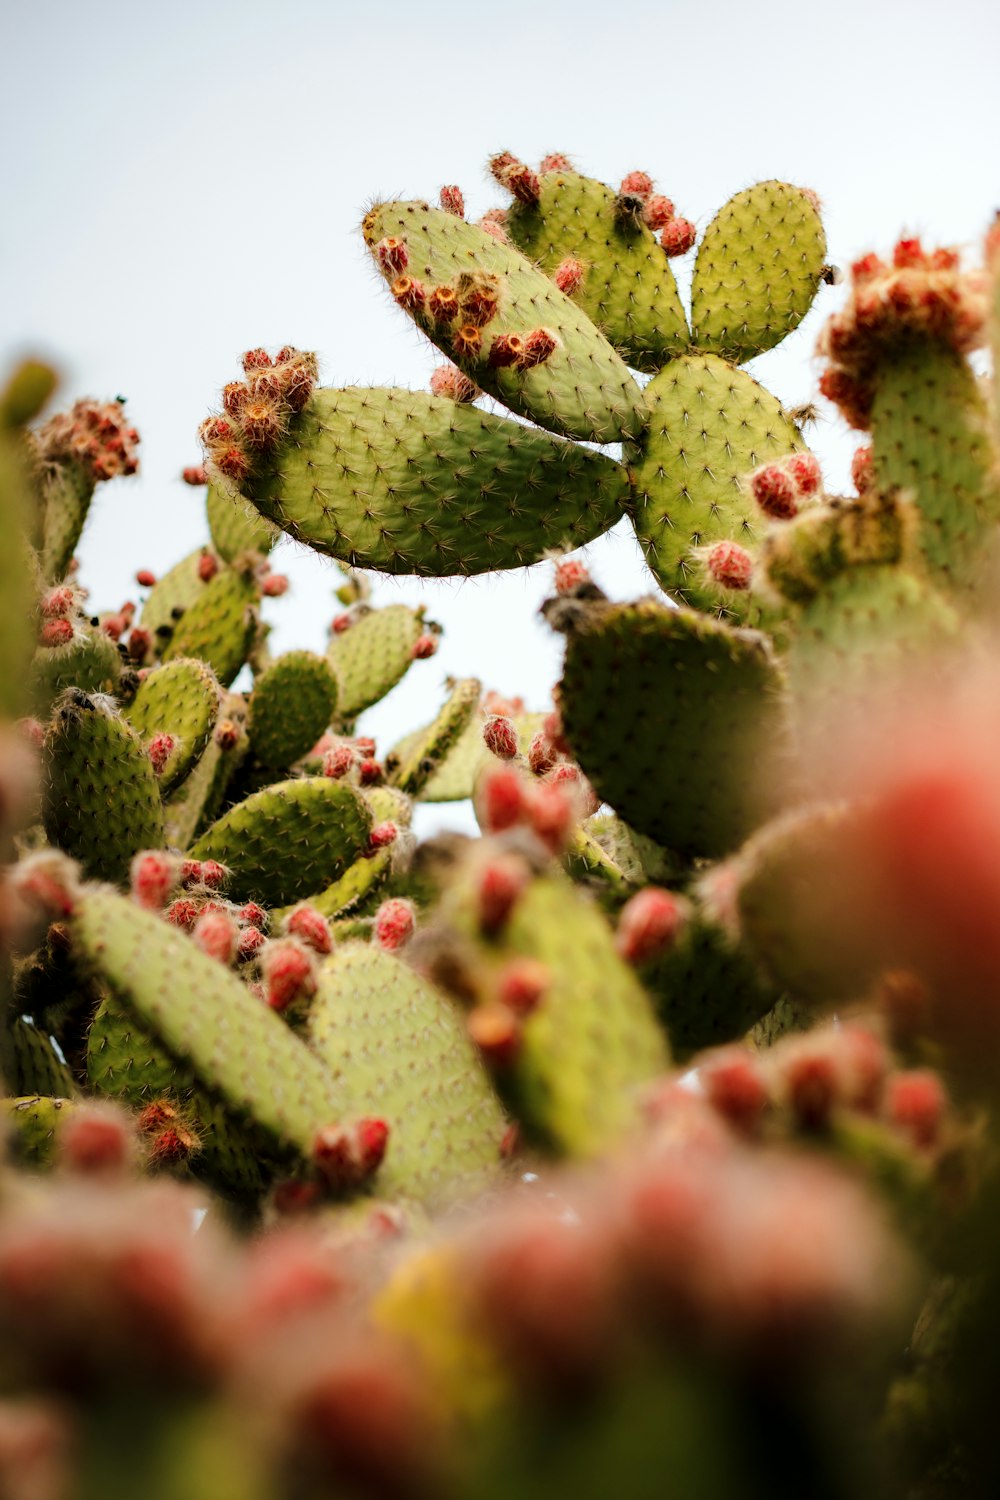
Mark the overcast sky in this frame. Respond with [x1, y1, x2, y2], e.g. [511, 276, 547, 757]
[2, 0, 998, 834]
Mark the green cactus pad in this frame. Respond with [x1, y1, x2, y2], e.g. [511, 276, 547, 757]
[71, 887, 345, 1159]
[1, 1020, 75, 1098]
[161, 566, 258, 688]
[247, 650, 339, 769]
[584, 815, 680, 886]
[31, 622, 121, 718]
[363, 785, 413, 829]
[38, 459, 93, 582]
[272, 847, 393, 925]
[691, 182, 828, 362]
[164, 692, 250, 850]
[139, 548, 209, 642]
[0, 1096, 72, 1170]
[43, 692, 165, 884]
[87, 993, 266, 1198]
[388, 677, 481, 798]
[452, 871, 668, 1157]
[239, 388, 630, 578]
[327, 604, 425, 721]
[206, 479, 276, 561]
[122, 657, 221, 795]
[550, 596, 789, 859]
[563, 825, 633, 894]
[308, 944, 507, 1207]
[503, 165, 689, 373]
[0, 437, 37, 719]
[390, 705, 544, 803]
[189, 776, 372, 907]
[628, 353, 804, 614]
[363, 201, 645, 444]
[870, 339, 1000, 592]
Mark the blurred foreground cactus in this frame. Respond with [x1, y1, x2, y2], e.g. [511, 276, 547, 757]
[1, 153, 999, 1499]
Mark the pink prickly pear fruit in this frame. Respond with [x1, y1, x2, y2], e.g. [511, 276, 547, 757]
[222, 383, 249, 418]
[643, 194, 675, 231]
[322, 743, 355, 779]
[130, 850, 178, 910]
[146, 1124, 199, 1166]
[17, 717, 44, 749]
[373, 898, 416, 952]
[659, 217, 697, 256]
[476, 854, 530, 933]
[354, 737, 376, 759]
[539, 152, 572, 173]
[261, 573, 289, 597]
[459, 281, 501, 328]
[620, 170, 654, 199]
[376, 237, 408, 275]
[439, 185, 465, 217]
[478, 208, 510, 244]
[528, 730, 558, 777]
[497, 957, 549, 1016]
[390, 275, 426, 313]
[10, 852, 81, 923]
[262, 937, 318, 1012]
[553, 556, 591, 593]
[487, 334, 525, 369]
[192, 908, 239, 966]
[182, 465, 207, 486]
[40, 586, 75, 619]
[125, 626, 152, 662]
[239, 901, 268, 930]
[885, 1070, 946, 1148]
[787, 452, 822, 497]
[700, 1050, 770, 1133]
[523, 779, 576, 853]
[358, 759, 383, 787]
[102, 618, 124, 644]
[410, 633, 438, 660]
[506, 163, 541, 206]
[242, 348, 273, 372]
[749, 463, 799, 520]
[367, 822, 398, 853]
[479, 764, 527, 833]
[284, 905, 333, 955]
[545, 762, 599, 817]
[705, 540, 752, 591]
[200, 860, 228, 890]
[851, 443, 874, 495]
[60, 1103, 135, 1175]
[483, 714, 519, 759]
[467, 1004, 522, 1066]
[38, 618, 73, 648]
[428, 285, 460, 323]
[135, 568, 156, 587]
[147, 733, 177, 777]
[616, 888, 687, 965]
[893, 236, 927, 269]
[314, 1117, 390, 1188]
[553, 257, 585, 295]
[429, 364, 479, 403]
[488, 150, 520, 184]
[237, 925, 267, 962]
[516, 329, 559, 369]
[780, 1043, 840, 1130]
[164, 897, 200, 930]
[330, 612, 353, 634]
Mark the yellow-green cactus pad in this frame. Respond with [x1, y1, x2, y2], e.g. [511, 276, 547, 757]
[206, 479, 276, 561]
[122, 657, 221, 795]
[161, 566, 258, 687]
[388, 677, 481, 797]
[691, 182, 828, 363]
[328, 605, 425, 722]
[240, 388, 630, 578]
[363, 200, 645, 444]
[248, 650, 339, 769]
[1, 1096, 72, 1170]
[31, 622, 121, 718]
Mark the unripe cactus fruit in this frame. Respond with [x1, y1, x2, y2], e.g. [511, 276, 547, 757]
[553, 257, 585, 295]
[483, 714, 519, 759]
[487, 334, 525, 369]
[373, 897, 416, 952]
[214, 719, 241, 750]
[376, 237, 409, 275]
[262, 937, 318, 1012]
[428, 285, 460, 323]
[705, 540, 753, 590]
[391, 275, 426, 313]
[284, 905, 333, 955]
[439, 185, 465, 217]
[313, 1117, 390, 1188]
[517, 329, 559, 369]
[453, 324, 484, 359]
[660, 217, 697, 256]
[130, 850, 178, 910]
[616, 888, 687, 965]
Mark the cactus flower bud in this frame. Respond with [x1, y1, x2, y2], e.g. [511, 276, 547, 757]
[373, 898, 416, 952]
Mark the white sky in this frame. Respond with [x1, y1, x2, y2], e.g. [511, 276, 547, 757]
[2, 0, 998, 836]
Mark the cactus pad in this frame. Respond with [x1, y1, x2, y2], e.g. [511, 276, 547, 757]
[327, 605, 425, 721]
[206, 480, 276, 561]
[122, 657, 221, 794]
[248, 651, 339, 768]
[161, 566, 258, 687]
[387, 677, 481, 797]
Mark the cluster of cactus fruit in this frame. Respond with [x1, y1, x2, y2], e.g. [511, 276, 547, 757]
[2, 147, 1000, 1498]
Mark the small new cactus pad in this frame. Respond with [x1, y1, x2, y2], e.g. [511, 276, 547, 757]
[388, 677, 482, 797]
[37, 461, 94, 583]
[690, 182, 828, 362]
[122, 657, 221, 794]
[0, 1096, 71, 1170]
[31, 620, 122, 717]
[163, 691, 249, 849]
[390, 705, 544, 803]
[362, 201, 645, 444]
[188, 777, 372, 907]
[206, 479, 276, 561]
[247, 651, 339, 768]
[238, 388, 630, 577]
[550, 596, 789, 858]
[870, 341, 1000, 591]
[502, 163, 690, 372]
[71, 887, 345, 1158]
[563, 824, 633, 893]
[308, 944, 507, 1207]
[327, 604, 426, 721]
[363, 784, 413, 829]
[161, 565, 258, 687]
[43, 692, 165, 884]
[271, 846, 393, 924]
[629, 353, 804, 613]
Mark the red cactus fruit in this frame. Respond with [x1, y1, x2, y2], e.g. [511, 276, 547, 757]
[147, 1126, 198, 1166]
[527, 730, 558, 777]
[367, 822, 398, 853]
[238, 901, 268, 931]
[241, 399, 285, 452]
[545, 762, 599, 817]
[428, 285, 460, 324]
[373, 898, 416, 952]
[497, 957, 549, 1016]
[851, 443, 874, 495]
[467, 1004, 522, 1066]
[130, 850, 178, 910]
[660, 217, 697, 256]
[391, 275, 426, 313]
[60, 1104, 134, 1175]
[480, 763, 527, 833]
[136, 1099, 179, 1135]
[787, 452, 822, 496]
[322, 743, 355, 779]
[553, 257, 585, 295]
[40, 586, 75, 618]
[705, 540, 752, 591]
[439, 184, 465, 217]
[539, 152, 572, 174]
[314, 1117, 390, 1188]
[500, 1122, 522, 1158]
[410, 633, 438, 659]
[164, 898, 200, 930]
[429, 364, 479, 403]
[453, 324, 484, 359]
[478, 209, 510, 244]
[285, 905, 333, 955]
[330, 612, 353, 635]
[376, 236, 408, 275]
[781, 1045, 840, 1130]
[750, 463, 799, 520]
[261, 573, 289, 597]
[214, 445, 251, 482]
[198, 860, 227, 890]
[38, 619, 73, 648]
[10, 853, 80, 921]
[643, 194, 675, 231]
[516, 328, 559, 369]
[242, 348, 272, 372]
[553, 556, 590, 593]
[354, 737, 377, 759]
[488, 151, 520, 184]
[885, 1070, 946, 1148]
[459, 281, 501, 328]
[237, 925, 267, 962]
[17, 717, 44, 748]
[262, 938, 318, 1012]
[893, 236, 927, 269]
[222, 384, 249, 418]
[506, 163, 541, 206]
[147, 733, 176, 778]
[192, 908, 239, 966]
[700, 1051, 770, 1133]
[620, 170, 654, 199]
[214, 719, 241, 751]
[487, 334, 525, 369]
[135, 569, 156, 587]
[617, 888, 687, 965]
[483, 714, 519, 759]
[182, 465, 207, 486]
[358, 759, 383, 787]
[476, 854, 530, 933]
